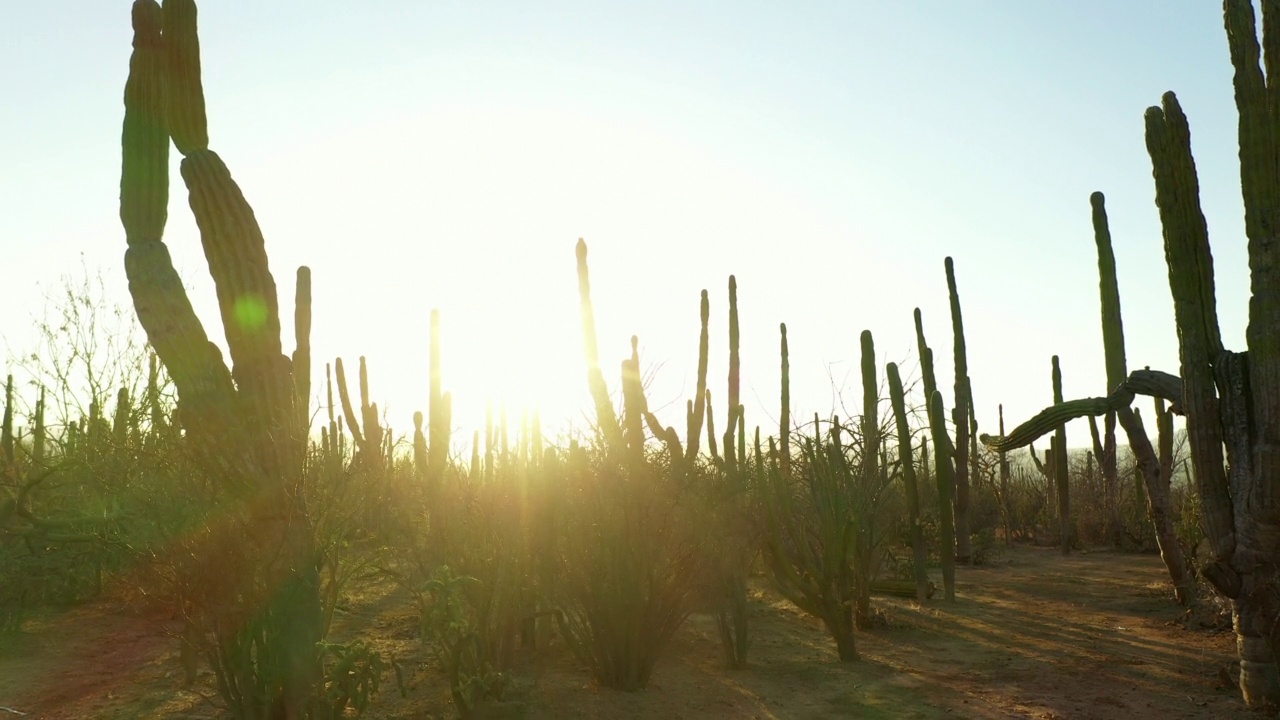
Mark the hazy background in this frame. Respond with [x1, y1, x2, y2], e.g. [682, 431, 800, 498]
[0, 1, 1250, 451]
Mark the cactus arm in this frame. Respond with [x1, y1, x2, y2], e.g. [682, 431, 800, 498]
[913, 308, 938, 423]
[685, 290, 710, 461]
[333, 357, 365, 449]
[162, 0, 208, 155]
[121, 1, 236, 438]
[980, 369, 1184, 452]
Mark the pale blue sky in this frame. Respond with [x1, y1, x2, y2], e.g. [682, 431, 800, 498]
[0, 1, 1250, 449]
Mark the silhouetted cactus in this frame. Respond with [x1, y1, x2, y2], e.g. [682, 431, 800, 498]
[574, 240, 622, 448]
[945, 258, 972, 564]
[118, 1, 323, 713]
[887, 362, 929, 603]
[928, 391, 956, 602]
[1050, 356, 1070, 554]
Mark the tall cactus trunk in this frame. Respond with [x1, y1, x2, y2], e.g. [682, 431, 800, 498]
[120, 2, 322, 714]
[1091, 191, 1193, 602]
[1147, 2, 1280, 704]
[1051, 356, 1071, 554]
[723, 276, 741, 473]
[854, 330, 878, 627]
[945, 258, 972, 564]
[685, 291, 710, 462]
[575, 239, 622, 449]
[998, 405, 1012, 545]
[887, 363, 930, 603]
[915, 310, 955, 600]
[928, 391, 956, 602]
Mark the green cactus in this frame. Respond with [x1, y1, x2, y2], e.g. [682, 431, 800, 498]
[1, 375, 12, 471]
[723, 276, 741, 473]
[928, 390, 956, 602]
[915, 312, 955, 600]
[887, 362, 929, 603]
[293, 266, 311, 436]
[334, 356, 383, 469]
[413, 411, 427, 472]
[685, 291, 710, 462]
[997, 405, 1011, 544]
[1050, 356, 1071, 554]
[118, 2, 323, 712]
[112, 387, 131, 449]
[854, 330, 878, 625]
[945, 258, 973, 564]
[705, 389, 718, 461]
[779, 323, 791, 481]
[913, 309, 939, 424]
[32, 387, 45, 467]
[621, 337, 647, 459]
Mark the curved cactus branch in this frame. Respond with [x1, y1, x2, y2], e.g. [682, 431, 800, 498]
[980, 368, 1183, 453]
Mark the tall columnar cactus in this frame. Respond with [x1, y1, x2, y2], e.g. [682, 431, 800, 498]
[119, 2, 321, 713]
[574, 240, 622, 448]
[913, 310, 939, 419]
[852, 330, 880, 626]
[980, 2, 1280, 705]
[1, 375, 12, 471]
[945, 258, 972, 564]
[1090, 192, 1191, 596]
[887, 362, 929, 602]
[1147, 3, 1280, 700]
[1050, 356, 1071, 554]
[779, 323, 791, 481]
[997, 405, 1011, 544]
[723, 276, 741, 473]
[1089, 193, 1123, 544]
[620, 336, 647, 461]
[915, 311, 955, 599]
[112, 387, 132, 449]
[293, 266, 311, 437]
[685, 291, 710, 462]
[928, 391, 957, 602]
[334, 356, 384, 470]
[427, 308, 451, 488]
[32, 387, 45, 467]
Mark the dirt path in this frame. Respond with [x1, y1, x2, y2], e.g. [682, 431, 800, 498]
[0, 545, 1239, 718]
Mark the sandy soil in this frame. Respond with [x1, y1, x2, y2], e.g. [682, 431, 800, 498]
[0, 545, 1241, 719]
